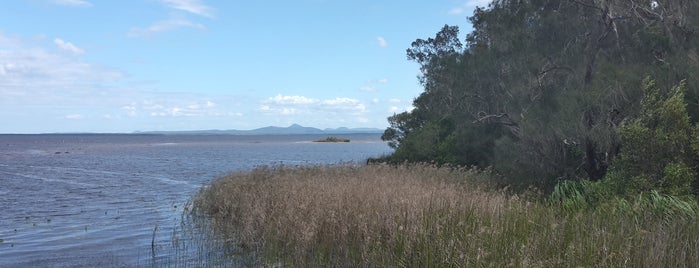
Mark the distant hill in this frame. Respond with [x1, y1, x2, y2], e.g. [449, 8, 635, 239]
[250, 124, 325, 134]
[138, 124, 384, 135]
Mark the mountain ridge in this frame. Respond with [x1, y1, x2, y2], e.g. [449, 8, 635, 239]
[137, 124, 384, 135]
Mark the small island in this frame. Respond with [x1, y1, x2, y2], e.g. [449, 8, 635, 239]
[313, 136, 350, 143]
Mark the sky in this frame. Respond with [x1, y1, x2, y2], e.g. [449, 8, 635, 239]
[0, 0, 488, 133]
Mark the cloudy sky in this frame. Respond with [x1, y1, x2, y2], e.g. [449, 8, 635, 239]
[0, 0, 487, 133]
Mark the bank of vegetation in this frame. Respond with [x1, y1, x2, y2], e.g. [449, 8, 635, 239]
[190, 0, 699, 266]
[192, 164, 698, 266]
[380, 0, 699, 197]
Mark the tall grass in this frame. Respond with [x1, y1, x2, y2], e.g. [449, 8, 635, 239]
[191, 164, 699, 267]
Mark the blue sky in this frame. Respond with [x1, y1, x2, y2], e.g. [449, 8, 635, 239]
[0, 0, 487, 133]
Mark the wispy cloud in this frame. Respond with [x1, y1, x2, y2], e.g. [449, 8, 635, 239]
[360, 78, 389, 92]
[0, 32, 21, 48]
[360, 86, 377, 92]
[0, 32, 259, 133]
[160, 0, 215, 18]
[128, 18, 206, 37]
[268, 94, 319, 105]
[0, 32, 121, 105]
[129, 0, 214, 38]
[376, 36, 388, 48]
[51, 0, 92, 7]
[64, 114, 83, 119]
[54, 38, 84, 55]
[260, 94, 368, 116]
[0, 37, 121, 91]
[449, 0, 491, 15]
[122, 99, 222, 118]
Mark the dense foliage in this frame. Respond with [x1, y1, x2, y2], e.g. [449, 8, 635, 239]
[382, 0, 699, 193]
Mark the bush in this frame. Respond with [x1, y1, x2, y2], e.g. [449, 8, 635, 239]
[604, 78, 697, 197]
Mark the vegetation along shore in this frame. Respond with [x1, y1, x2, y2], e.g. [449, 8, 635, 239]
[189, 1, 699, 266]
[191, 164, 698, 266]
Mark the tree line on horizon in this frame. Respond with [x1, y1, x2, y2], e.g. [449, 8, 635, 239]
[380, 0, 699, 198]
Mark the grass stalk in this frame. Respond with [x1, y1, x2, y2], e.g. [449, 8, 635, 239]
[190, 164, 699, 267]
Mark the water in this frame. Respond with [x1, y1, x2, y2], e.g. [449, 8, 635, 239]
[0, 134, 391, 267]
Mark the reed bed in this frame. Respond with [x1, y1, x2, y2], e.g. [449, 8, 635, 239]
[191, 164, 699, 267]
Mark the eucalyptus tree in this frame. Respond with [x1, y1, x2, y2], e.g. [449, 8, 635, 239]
[383, 0, 699, 190]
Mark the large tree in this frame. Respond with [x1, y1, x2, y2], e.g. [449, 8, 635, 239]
[383, 0, 699, 190]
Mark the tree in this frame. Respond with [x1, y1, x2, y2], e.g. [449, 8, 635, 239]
[382, 0, 699, 191]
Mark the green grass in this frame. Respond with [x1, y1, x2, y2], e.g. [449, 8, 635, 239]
[190, 164, 699, 267]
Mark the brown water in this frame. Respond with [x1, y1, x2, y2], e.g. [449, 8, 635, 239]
[0, 134, 391, 267]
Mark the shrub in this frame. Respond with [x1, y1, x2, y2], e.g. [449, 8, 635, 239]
[604, 78, 697, 197]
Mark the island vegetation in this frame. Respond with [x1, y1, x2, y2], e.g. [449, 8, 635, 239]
[313, 136, 350, 143]
[189, 0, 699, 266]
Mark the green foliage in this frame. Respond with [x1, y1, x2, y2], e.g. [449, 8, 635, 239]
[382, 111, 424, 149]
[549, 179, 698, 222]
[661, 162, 696, 197]
[605, 79, 697, 197]
[382, 0, 699, 192]
[549, 180, 610, 212]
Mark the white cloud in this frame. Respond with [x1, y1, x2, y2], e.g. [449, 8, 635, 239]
[360, 78, 389, 92]
[260, 95, 368, 116]
[367, 78, 388, 84]
[1, 32, 267, 133]
[449, 0, 491, 15]
[64, 114, 83, 119]
[268, 94, 319, 105]
[51, 0, 92, 7]
[360, 86, 377, 92]
[376, 36, 388, 48]
[128, 18, 206, 37]
[134, 100, 220, 117]
[449, 7, 466, 15]
[0, 33, 21, 48]
[0, 34, 122, 94]
[321, 97, 358, 106]
[160, 0, 216, 18]
[54, 38, 85, 55]
[389, 105, 414, 113]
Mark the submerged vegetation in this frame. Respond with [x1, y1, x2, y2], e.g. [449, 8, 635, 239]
[192, 164, 699, 267]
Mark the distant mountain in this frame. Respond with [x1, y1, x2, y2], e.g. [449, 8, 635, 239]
[250, 124, 325, 134]
[138, 124, 384, 135]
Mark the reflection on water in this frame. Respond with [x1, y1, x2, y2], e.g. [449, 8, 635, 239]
[0, 134, 391, 267]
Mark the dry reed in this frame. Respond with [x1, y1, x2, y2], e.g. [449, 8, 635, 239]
[191, 164, 699, 267]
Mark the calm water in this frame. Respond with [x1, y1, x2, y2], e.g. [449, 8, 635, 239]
[0, 134, 391, 267]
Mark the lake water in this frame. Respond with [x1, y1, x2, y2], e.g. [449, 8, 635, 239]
[0, 134, 392, 267]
